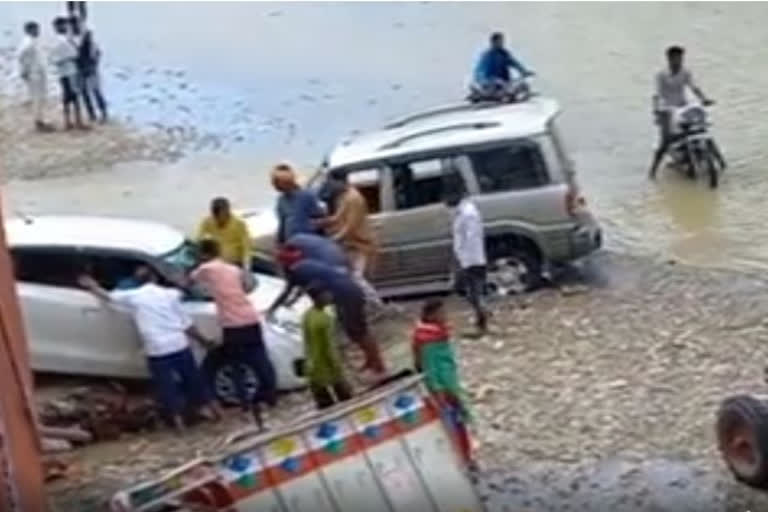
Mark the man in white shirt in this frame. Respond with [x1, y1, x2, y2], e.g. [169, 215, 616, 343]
[649, 45, 714, 179]
[79, 265, 220, 432]
[16, 21, 53, 132]
[446, 185, 488, 334]
[50, 16, 86, 130]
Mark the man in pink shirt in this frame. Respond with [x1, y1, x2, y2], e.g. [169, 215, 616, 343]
[191, 239, 277, 427]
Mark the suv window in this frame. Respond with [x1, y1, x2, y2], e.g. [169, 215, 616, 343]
[392, 158, 456, 210]
[12, 248, 83, 288]
[348, 169, 382, 214]
[319, 168, 382, 215]
[469, 140, 549, 193]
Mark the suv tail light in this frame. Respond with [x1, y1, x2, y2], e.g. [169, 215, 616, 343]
[565, 188, 587, 217]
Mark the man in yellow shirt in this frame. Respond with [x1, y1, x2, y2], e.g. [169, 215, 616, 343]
[197, 197, 251, 269]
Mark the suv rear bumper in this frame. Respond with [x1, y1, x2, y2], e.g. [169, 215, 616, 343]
[570, 221, 602, 259]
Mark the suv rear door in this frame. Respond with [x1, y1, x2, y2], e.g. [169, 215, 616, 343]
[463, 137, 573, 254]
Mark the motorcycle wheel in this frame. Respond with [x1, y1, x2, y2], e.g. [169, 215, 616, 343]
[706, 152, 719, 189]
[688, 145, 702, 180]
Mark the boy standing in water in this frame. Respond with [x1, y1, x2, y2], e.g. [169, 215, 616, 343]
[412, 299, 474, 465]
[302, 283, 352, 410]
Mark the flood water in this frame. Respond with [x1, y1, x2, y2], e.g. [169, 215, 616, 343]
[2, 2, 768, 270]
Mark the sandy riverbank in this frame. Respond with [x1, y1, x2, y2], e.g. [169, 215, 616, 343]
[0, 92, 201, 182]
[43, 251, 768, 511]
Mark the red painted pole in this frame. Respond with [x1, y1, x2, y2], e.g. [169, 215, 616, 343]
[0, 190, 48, 511]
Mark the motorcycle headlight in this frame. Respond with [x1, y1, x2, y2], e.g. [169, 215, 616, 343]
[682, 107, 706, 126]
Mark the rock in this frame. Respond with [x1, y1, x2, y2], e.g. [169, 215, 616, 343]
[474, 384, 499, 402]
[560, 284, 590, 296]
[42, 438, 73, 453]
[604, 379, 629, 389]
[40, 426, 93, 443]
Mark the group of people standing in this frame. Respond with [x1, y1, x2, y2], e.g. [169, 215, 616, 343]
[17, 1, 108, 132]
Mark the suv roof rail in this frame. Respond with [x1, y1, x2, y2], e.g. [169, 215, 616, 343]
[384, 102, 501, 129]
[378, 122, 499, 150]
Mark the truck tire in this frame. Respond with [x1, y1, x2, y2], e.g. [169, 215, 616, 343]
[716, 394, 768, 489]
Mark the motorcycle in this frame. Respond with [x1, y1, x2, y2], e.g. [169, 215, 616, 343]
[467, 77, 533, 104]
[665, 103, 726, 188]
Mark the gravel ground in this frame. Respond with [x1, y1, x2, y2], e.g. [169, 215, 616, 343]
[45, 251, 768, 511]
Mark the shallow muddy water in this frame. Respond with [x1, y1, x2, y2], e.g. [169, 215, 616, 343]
[2, 2, 768, 265]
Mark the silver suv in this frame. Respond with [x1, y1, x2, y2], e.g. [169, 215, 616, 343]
[245, 97, 602, 297]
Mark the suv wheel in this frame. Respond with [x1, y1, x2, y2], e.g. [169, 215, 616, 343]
[487, 246, 543, 296]
[717, 394, 768, 489]
[203, 348, 261, 406]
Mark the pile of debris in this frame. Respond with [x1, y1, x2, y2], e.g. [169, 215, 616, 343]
[38, 382, 159, 453]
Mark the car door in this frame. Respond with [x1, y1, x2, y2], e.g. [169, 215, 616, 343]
[11, 246, 144, 378]
[76, 249, 157, 378]
[340, 167, 399, 289]
[379, 157, 456, 289]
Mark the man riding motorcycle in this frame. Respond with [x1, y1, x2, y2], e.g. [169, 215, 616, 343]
[649, 45, 725, 179]
[471, 32, 534, 101]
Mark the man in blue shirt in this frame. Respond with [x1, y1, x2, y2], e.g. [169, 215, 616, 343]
[268, 247, 387, 380]
[283, 233, 349, 269]
[473, 32, 533, 89]
[271, 163, 325, 246]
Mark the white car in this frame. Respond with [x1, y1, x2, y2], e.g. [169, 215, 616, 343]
[6, 215, 308, 403]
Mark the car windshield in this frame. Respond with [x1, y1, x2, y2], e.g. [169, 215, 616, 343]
[161, 240, 198, 273]
[158, 241, 211, 301]
[159, 240, 258, 301]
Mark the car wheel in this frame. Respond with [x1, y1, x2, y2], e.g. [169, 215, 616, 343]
[203, 349, 261, 406]
[717, 394, 768, 489]
[486, 247, 543, 296]
[250, 256, 278, 277]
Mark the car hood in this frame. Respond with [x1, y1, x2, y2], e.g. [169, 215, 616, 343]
[239, 207, 278, 248]
[250, 272, 310, 328]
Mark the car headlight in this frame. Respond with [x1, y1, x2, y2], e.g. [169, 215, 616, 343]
[270, 317, 301, 336]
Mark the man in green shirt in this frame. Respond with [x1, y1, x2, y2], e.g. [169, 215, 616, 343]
[302, 283, 353, 409]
